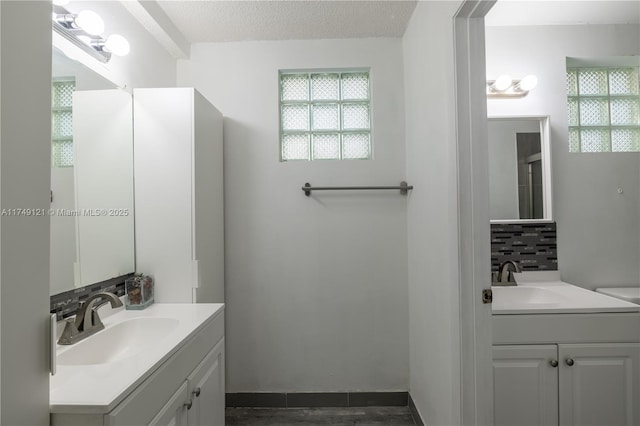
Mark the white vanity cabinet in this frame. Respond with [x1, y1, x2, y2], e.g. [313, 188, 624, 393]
[493, 345, 559, 426]
[493, 342, 640, 426]
[133, 87, 224, 304]
[50, 306, 225, 426]
[187, 340, 225, 426]
[558, 343, 639, 426]
[149, 339, 224, 426]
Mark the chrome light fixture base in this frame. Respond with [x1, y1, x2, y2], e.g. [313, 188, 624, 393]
[52, 21, 111, 63]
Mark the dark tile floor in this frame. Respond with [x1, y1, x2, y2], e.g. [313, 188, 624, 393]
[226, 406, 416, 425]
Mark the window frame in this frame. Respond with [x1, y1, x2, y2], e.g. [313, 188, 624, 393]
[279, 68, 372, 162]
[52, 78, 76, 167]
[566, 62, 640, 153]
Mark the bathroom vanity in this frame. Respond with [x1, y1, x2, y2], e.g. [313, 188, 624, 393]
[492, 273, 640, 426]
[50, 303, 224, 426]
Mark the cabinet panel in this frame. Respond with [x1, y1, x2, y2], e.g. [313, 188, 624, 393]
[149, 381, 189, 426]
[192, 90, 224, 304]
[134, 87, 224, 304]
[559, 343, 640, 426]
[188, 338, 225, 426]
[134, 88, 195, 303]
[493, 345, 559, 426]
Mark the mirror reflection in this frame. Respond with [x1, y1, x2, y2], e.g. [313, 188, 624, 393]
[488, 116, 552, 222]
[50, 48, 135, 295]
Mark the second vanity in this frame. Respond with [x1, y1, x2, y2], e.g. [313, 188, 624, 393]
[492, 272, 640, 426]
[50, 303, 224, 426]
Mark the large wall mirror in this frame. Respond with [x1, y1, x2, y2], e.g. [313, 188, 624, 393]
[50, 47, 135, 295]
[488, 116, 552, 222]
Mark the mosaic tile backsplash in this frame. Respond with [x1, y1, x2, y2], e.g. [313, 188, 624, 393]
[50, 274, 132, 321]
[491, 222, 558, 272]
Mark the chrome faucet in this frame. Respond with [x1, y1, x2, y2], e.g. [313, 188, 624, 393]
[493, 260, 521, 286]
[58, 292, 123, 345]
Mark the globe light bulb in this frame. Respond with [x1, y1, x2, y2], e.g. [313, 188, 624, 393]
[518, 75, 538, 91]
[75, 10, 104, 36]
[104, 34, 130, 57]
[493, 75, 512, 92]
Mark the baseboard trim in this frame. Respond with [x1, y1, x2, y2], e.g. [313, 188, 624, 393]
[408, 393, 424, 426]
[226, 391, 409, 408]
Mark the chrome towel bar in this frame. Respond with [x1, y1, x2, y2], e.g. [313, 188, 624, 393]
[302, 181, 413, 196]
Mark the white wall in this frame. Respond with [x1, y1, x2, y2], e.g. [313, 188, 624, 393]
[486, 23, 640, 288]
[178, 38, 409, 392]
[488, 119, 540, 219]
[1, 1, 52, 424]
[403, 1, 464, 424]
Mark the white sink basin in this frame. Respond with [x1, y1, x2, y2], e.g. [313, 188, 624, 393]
[51, 304, 224, 413]
[57, 317, 179, 366]
[492, 286, 568, 306]
[492, 272, 640, 314]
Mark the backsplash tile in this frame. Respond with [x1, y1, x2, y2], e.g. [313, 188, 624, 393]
[50, 274, 132, 321]
[491, 222, 558, 272]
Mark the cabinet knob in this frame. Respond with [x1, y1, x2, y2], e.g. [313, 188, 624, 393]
[184, 400, 193, 410]
[565, 358, 575, 366]
[193, 387, 201, 398]
[549, 359, 558, 368]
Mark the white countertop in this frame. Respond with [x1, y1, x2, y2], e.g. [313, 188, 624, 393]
[50, 303, 224, 413]
[596, 287, 640, 304]
[492, 271, 640, 315]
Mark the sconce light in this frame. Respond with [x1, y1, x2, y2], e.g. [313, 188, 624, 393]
[52, 5, 130, 63]
[487, 74, 538, 98]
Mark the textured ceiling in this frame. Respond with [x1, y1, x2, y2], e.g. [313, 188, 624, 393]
[486, 1, 640, 27]
[156, 0, 418, 43]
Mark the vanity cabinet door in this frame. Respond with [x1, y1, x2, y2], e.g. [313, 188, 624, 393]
[148, 381, 189, 426]
[187, 338, 225, 426]
[558, 343, 640, 426]
[493, 345, 559, 426]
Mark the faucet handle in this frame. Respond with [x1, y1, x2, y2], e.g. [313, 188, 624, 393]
[58, 318, 80, 345]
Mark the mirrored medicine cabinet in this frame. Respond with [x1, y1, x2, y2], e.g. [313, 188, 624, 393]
[488, 116, 552, 223]
[50, 47, 135, 296]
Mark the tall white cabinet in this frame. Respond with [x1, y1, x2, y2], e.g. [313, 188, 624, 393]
[134, 88, 224, 303]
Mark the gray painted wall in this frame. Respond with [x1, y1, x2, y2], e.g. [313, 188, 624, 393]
[1, 2, 52, 424]
[178, 38, 409, 392]
[486, 23, 640, 289]
[403, 1, 464, 424]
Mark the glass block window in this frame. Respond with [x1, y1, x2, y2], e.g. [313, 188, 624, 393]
[567, 67, 640, 152]
[280, 70, 371, 161]
[52, 79, 76, 167]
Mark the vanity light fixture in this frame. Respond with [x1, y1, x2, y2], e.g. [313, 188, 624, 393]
[487, 74, 538, 99]
[54, 9, 104, 36]
[52, 4, 130, 63]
